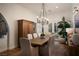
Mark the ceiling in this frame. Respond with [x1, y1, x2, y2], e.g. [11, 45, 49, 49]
[19, 3, 73, 15]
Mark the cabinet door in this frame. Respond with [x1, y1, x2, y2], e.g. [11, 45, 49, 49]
[29, 23, 36, 33]
[28, 23, 33, 33]
[23, 21, 29, 37]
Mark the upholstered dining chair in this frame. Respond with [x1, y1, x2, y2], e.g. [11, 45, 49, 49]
[33, 33, 38, 39]
[20, 38, 38, 56]
[71, 34, 79, 46]
[38, 33, 41, 38]
[40, 36, 54, 56]
[27, 34, 33, 40]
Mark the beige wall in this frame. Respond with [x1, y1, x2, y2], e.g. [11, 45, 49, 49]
[0, 3, 37, 52]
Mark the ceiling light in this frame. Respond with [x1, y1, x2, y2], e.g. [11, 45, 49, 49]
[36, 3, 49, 35]
[56, 6, 58, 8]
[37, 3, 49, 24]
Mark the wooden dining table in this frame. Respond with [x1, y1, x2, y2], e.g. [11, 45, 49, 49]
[31, 37, 49, 55]
[31, 38, 49, 46]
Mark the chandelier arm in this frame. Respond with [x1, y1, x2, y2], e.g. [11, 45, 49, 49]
[37, 3, 48, 24]
[42, 3, 45, 18]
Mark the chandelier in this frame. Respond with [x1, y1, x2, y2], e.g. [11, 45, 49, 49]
[37, 3, 49, 36]
[37, 3, 49, 25]
[73, 6, 79, 16]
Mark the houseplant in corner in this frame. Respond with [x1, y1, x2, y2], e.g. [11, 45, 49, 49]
[57, 17, 71, 41]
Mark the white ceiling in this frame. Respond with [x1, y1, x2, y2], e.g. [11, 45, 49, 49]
[17, 3, 74, 23]
[19, 3, 73, 15]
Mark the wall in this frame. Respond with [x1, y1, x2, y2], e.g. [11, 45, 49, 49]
[0, 3, 37, 52]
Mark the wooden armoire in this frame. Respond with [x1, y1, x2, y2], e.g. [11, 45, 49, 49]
[18, 19, 36, 47]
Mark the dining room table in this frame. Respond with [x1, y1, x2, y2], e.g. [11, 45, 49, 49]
[31, 36, 49, 55]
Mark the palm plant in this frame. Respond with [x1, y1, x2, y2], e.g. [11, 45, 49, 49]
[57, 17, 71, 38]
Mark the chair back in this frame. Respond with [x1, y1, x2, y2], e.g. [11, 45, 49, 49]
[27, 34, 33, 40]
[72, 34, 79, 46]
[33, 33, 38, 39]
[38, 33, 41, 37]
[20, 38, 31, 55]
[48, 35, 54, 48]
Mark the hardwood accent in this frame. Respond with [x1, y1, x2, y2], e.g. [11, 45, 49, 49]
[31, 38, 49, 46]
[18, 19, 36, 47]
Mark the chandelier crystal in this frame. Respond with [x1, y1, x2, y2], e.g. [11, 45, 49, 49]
[37, 3, 49, 25]
[37, 3, 49, 37]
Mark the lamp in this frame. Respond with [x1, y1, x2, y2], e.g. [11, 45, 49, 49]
[37, 3, 49, 37]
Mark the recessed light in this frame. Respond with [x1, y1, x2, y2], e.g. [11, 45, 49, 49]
[56, 6, 58, 8]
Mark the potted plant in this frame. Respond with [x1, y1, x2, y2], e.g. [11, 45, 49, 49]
[57, 17, 71, 38]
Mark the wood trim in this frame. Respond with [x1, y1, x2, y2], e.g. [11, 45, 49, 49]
[18, 19, 35, 23]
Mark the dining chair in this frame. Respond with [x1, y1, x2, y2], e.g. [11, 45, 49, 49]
[72, 34, 79, 46]
[37, 33, 41, 38]
[40, 36, 54, 56]
[20, 38, 38, 56]
[33, 33, 38, 39]
[27, 34, 33, 40]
